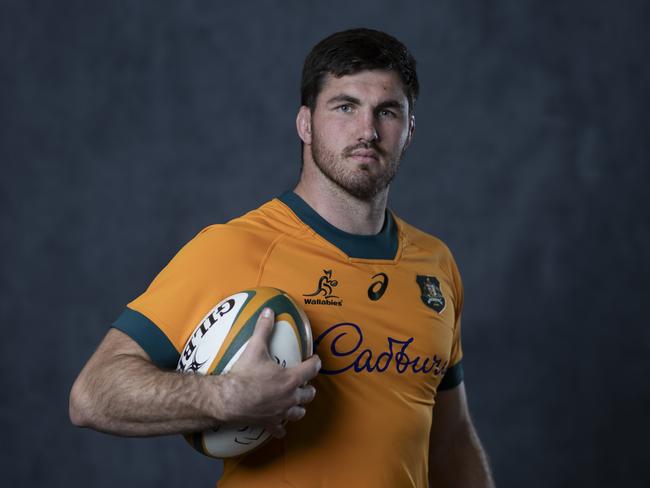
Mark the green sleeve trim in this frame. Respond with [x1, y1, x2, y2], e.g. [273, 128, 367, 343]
[438, 360, 464, 390]
[111, 308, 180, 370]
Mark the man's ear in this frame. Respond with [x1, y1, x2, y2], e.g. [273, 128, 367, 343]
[405, 114, 415, 148]
[296, 106, 312, 145]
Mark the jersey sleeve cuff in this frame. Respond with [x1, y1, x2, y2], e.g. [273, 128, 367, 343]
[111, 308, 180, 369]
[438, 360, 464, 391]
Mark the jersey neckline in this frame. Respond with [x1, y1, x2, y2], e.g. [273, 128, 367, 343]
[277, 191, 399, 260]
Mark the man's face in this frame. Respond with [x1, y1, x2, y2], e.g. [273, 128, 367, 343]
[303, 70, 414, 201]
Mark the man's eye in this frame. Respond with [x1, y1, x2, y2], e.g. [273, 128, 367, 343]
[379, 109, 395, 118]
[339, 104, 353, 113]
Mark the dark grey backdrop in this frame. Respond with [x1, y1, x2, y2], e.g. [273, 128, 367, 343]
[2, 1, 649, 487]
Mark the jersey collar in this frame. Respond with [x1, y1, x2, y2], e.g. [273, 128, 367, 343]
[278, 191, 399, 260]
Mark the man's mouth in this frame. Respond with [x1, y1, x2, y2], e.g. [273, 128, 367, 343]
[348, 149, 379, 162]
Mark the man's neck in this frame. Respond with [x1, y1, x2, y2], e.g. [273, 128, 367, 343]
[293, 178, 388, 236]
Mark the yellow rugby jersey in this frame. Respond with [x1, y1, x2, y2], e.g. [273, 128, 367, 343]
[113, 191, 464, 488]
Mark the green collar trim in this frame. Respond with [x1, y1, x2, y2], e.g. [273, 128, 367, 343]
[279, 191, 398, 260]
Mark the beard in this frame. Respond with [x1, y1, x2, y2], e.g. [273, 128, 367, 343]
[310, 134, 406, 202]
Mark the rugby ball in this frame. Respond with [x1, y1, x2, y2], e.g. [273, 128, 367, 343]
[176, 287, 313, 458]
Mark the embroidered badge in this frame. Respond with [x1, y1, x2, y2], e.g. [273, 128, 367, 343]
[416, 275, 446, 313]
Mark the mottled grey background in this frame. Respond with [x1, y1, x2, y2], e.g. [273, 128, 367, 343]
[1, 1, 649, 487]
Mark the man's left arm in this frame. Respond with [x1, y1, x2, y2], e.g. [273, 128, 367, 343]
[428, 381, 495, 487]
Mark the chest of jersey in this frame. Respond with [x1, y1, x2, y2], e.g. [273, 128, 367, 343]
[219, 200, 464, 486]
[258, 234, 458, 401]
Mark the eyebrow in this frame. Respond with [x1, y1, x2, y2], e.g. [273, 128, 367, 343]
[326, 94, 361, 106]
[325, 94, 405, 111]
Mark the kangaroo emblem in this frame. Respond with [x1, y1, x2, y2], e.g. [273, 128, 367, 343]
[304, 269, 340, 299]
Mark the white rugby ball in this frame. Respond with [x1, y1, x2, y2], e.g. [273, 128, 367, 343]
[177, 287, 313, 458]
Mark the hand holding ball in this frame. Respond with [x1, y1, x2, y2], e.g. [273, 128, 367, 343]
[176, 287, 318, 458]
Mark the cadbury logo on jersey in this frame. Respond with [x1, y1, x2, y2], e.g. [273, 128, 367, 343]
[314, 322, 449, 377]
[303, 269, 343, 306]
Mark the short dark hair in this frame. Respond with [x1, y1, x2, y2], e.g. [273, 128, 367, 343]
[300, 28, 419, 114]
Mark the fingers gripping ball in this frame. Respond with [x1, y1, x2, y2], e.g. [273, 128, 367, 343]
[176, 287, 313, 458]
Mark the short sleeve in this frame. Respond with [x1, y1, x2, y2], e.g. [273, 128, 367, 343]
[112, 225, 269, 369]
[438, 250, 464, 390]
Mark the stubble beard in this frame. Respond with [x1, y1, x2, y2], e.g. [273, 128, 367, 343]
[310, 134, 406, 202]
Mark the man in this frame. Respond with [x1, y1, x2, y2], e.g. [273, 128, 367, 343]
[70, 28, 495, 487]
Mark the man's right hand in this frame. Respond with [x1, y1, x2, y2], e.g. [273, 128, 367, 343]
[218, 307, 321, 438]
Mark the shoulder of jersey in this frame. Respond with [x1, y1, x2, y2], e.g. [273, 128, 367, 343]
[393, 214, 453, 257]
[194, 199, 306, 246]
[228, 198, 306, 235]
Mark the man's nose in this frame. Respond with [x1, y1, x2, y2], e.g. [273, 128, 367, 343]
[357, 110, 379, 143]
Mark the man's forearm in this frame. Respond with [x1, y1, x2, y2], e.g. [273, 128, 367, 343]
[70, 315, 320, 440]
[70, 353, 225, 436]
[428, 419, 495, 488]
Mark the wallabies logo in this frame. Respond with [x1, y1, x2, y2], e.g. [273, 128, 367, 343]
[304, 269, 339, 299]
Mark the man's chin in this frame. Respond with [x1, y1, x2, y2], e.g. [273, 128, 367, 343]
[339, 180, 387, 201]
[356, 163, 372, 172]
